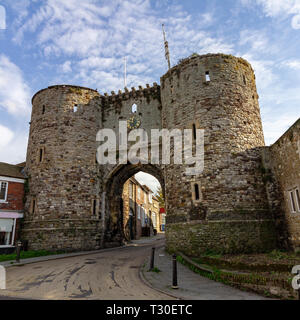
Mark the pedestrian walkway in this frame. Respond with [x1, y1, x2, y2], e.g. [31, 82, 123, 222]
[141, 247, 269, 300]
[127, 233, 165, 245]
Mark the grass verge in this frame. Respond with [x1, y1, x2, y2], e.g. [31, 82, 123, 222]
[0, 250, 65, 262]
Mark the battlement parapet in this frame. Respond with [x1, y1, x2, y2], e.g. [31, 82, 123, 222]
[32, 84, 99, 104]
[161, 53, 254, 83]
[100, 82, 160, 104]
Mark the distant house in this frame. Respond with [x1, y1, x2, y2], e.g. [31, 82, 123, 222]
[159, 207, 166, 232]
[122, 178, 161, 241]
[0, 162, 26, 253]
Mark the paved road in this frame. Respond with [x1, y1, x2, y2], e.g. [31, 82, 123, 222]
[0, 239, 174, 300]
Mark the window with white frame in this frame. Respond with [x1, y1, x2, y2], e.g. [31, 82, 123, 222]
[141, 206, 145, 227]
[151, 211, 157, 228]
[289, 188, 300, 213]
[129, 182, 133, 199]
[137, 205, 141, 220]
[0, 181, 8, 202]
[137, 187, 141, 199]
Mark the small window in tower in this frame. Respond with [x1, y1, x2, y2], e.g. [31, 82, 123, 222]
[73, 105, 78, 112]
[42, 105, 45, 114]
[194, 184, 200, 200]
[38, 147, 45, 163]
[205, 71, 210, 82]
[31, 197, 36, 214]
[192, 124, 197, 140]
[92, 199, 97, 215]
[289, 190, 296, 213]
[243, 75, 246, 85]
[131, 103, 137, 113]
[296, 189, 300, 211]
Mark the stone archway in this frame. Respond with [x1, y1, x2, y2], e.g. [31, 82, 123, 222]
[104, 163, 164, 246]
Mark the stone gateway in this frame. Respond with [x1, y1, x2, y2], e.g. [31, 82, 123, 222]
[22, 53, 298, 255]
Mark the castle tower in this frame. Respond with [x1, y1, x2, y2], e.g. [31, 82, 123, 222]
[161, 54, 277, 254]
[23, 85, 102, 251]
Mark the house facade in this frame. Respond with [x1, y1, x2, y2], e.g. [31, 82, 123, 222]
[122, 177, 160, 240]
[0, 162, 25, 253]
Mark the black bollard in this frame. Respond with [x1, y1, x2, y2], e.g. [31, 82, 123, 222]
[298, 271, 300, 300]
[172, 254, 178, 289]
[149, 247, 155, 271]
[16, 241, 22, 263]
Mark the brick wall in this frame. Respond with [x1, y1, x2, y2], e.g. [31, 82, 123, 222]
[0, 181, 24, 211]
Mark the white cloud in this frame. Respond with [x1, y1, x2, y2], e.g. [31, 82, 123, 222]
[134, 172, 161, 194]
[249, 0, 300, 29]
[0, 5, 6, 29]
[0, 124, 28, 164]
[12, 0, 233, 93]
[0, 125, 13, 148]
[263, 113, 300, 145]
[0, 54, 31, 115]
[239, 30, 270, 53]
[0, 129, 28, 164]
[291, 14, 300, 28]
[282, 59, 300, 69]
[61, 61, 72, 73]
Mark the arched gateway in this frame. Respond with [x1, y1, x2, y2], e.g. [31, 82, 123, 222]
[104, 164, 164, 246]
[22, 54, 279, 255]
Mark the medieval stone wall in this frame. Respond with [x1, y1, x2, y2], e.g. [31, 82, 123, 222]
[23, 85, 103, 251]
[161, 54, 276, 254]
[22, 53, 282, 254]
[267, 119, 300, 251]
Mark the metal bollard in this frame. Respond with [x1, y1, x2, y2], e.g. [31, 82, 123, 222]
[149, 247, 155, 270]
[298, 271, 300, 300]
[16, 241, 22, 263]
[172, 254, 178, 289]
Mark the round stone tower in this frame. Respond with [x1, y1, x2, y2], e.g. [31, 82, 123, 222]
[23, 85, 102, 251]
[161, 54, 277, 254]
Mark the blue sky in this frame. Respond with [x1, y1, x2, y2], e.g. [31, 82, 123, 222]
[0, 0, 300, 171]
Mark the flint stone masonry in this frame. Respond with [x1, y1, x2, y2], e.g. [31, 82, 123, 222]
[264, 119, 300, 251]
[23, 53, 287, 254]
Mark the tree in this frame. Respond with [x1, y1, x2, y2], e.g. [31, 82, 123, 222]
[155, 186, 165, 208]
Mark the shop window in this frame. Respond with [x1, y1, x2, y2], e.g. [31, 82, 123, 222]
[0, 182, 8, 202]
[0, 219, 14, 246]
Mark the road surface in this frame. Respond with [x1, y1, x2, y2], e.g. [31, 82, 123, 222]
[0, 239, 173, 300]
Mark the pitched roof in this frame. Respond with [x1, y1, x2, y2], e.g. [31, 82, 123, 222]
[0, 162, 26, 179]
[142, 184, 152, 193]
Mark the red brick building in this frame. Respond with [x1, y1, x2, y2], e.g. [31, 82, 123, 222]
[0, 162, 26, 253]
